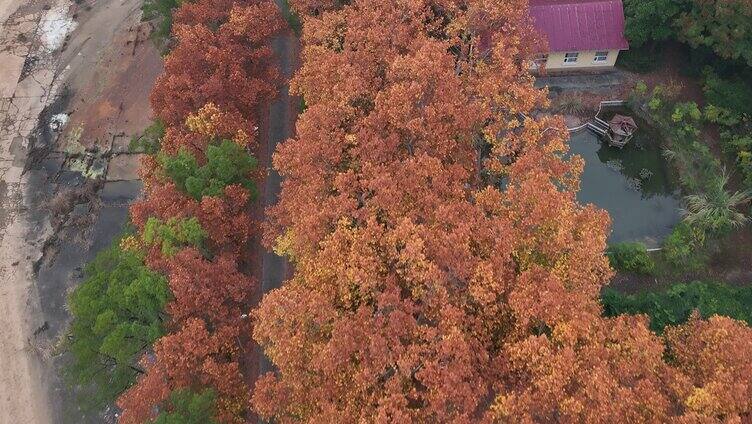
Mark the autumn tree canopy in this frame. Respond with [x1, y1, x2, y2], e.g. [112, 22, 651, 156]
[253, 0, 752, 422]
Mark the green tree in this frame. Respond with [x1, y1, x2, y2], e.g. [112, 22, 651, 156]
[607, 242, 655, 274]
[160, 140, 258, 201]
[675, 0, 752, 66]
[151, 389, 218, 424]
[602, 281, 752, 332]
[682, 171, 751, 234]
[622, 0, 685, 47]
[67, 241, 170, 410]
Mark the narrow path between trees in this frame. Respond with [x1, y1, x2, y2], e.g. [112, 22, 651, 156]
[259, 0, 300, 375]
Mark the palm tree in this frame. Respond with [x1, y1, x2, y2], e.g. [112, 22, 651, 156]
[682, 170, 752, 234]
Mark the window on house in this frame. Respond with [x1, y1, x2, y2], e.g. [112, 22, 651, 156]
[564, 52, 579, 64]
[594, 51, 609, 62]
[533, 53, 548, 67]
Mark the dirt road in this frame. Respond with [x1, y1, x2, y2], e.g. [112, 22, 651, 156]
[258, 0, 300, 376]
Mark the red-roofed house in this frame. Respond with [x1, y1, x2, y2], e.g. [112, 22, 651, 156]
[530, 0, 629, 72]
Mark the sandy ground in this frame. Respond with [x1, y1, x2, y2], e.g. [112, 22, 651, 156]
[0, 0, 161, 421]
[0, 0, 68, 422]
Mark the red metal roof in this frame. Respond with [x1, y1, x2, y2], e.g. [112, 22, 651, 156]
[530, 0, 629, 52]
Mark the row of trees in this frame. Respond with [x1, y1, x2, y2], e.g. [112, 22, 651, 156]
[253, 0, 752, 421]
[118, 0, 284, 420]
[67, 0, 283, 422]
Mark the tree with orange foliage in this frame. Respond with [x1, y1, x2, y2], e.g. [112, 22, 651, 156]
[665, 314, 752, 421]
[255, 0, 608, 420]
[254, 0, 752, 422]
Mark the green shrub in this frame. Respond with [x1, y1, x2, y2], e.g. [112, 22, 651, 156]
[704, 104, 742, 128]
[633, 80, 648, 96]
[607, 242, 655, 274]
[661, 222, 708, 272]
[151, 389, 218, 424]
[670, 102, 702, 138]
[67, 239, 170, 410]
[160, 140, 258, 201]
[602, 281, 752, 332]
[142, 0, 182, 42]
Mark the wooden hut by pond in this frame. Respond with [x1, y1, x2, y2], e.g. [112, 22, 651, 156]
[587, 114, 638, 148]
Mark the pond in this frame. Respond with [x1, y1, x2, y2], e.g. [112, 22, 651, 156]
[569, 110, 682, 247]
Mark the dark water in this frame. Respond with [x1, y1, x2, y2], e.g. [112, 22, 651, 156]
[569, 112, 682, 247]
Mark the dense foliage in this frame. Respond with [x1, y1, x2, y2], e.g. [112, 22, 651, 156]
[252, 0, 752, 422]
[622, 0, 752, 192]
[622, 0, 752, 66]
[606, 242, 655, 274]
[675, 0, 752, 66]
[65, 0, 752, 421]
[603, 281, 752, 332]
[630, 82, 751, 272]
[67, 240, 170, 410]
[622, 0, 683, 48]
[633, 83, 749, 231]
[160, 140, 258, 201]
[702, 69, 752, 191]
[703, 69, 752, 114]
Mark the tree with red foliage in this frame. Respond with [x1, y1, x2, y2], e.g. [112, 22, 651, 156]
[165, 248, 255, 327]
[118, 318, 249, 424]
[117, 248, 256, 423]
[150, 0, 284, 127]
